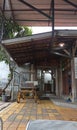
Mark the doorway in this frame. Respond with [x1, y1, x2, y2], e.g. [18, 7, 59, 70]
[37, 69, 56, 94]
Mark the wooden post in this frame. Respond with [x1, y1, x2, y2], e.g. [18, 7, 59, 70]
[71, 44, 77, 102]
[31, 64, 34, 81]
[55, 68, 59, 96]
[71, 57, 76, 102]
[59, 65, 63, 97]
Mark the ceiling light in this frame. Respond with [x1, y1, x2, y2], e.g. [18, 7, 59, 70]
[59, 42, 65, 47]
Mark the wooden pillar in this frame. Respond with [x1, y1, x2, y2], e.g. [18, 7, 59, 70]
[55, 68, 59, 96]
[71, 44, 77, 102]
[31, 64, 34, 81]
[58, 66, 63, 97]
[71, 57, 76, 102]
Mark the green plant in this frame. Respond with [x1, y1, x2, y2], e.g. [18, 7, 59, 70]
[3, 19, 32, 39]
[0, 14, 32, 94]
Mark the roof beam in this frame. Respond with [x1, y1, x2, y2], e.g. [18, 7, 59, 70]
[18, 0, 52, 20]
[51, 51, 71, 58]
[3, 8, 77, 12]
[63, 0, 77, 8]
[63, 49, 71, 56]
[11, 19, 51, 22]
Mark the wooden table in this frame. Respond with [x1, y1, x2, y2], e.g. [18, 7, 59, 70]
[17, 87, 40, 103]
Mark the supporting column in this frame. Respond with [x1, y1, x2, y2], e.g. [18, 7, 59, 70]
[71, 43, 77, 102]
[55, 68, 59, 96]
[71, 57, 76, 102]
[31, 64, 34, 81]
[58, 63, 63, 97]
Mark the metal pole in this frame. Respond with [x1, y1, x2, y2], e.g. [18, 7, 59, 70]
[0, 15, 4, 42]
[49, 0, 54, 50]
[0, 0, 5, 42]
[52, 0, 54, 40]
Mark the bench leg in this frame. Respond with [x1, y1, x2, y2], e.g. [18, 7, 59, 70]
[17, 91, 21, 103]
[34, 91, 40, 104]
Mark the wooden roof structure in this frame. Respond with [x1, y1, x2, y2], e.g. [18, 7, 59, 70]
[2, 30, 77, 66]
[0, 1, 77, 67]
[0, 0, 77, 26]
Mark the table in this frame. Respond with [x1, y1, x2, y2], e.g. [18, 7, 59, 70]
[17, 87, 40, 103]
[26, 120, 77, 130]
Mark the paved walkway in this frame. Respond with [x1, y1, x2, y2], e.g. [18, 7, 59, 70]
[50, 95, 77, 109]
[0, 99, 77, 130]
[0, 102, 11, 111]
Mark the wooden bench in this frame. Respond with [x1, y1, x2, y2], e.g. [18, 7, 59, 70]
[17, 83, 40, 103]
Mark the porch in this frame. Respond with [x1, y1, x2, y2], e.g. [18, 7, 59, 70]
[1, 30, 77, 103]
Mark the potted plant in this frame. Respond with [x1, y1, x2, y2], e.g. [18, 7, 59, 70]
[2, 90, 7, 102]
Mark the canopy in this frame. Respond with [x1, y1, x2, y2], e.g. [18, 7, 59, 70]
[0, 0, 77, 26]
[2, 30, 77, 66]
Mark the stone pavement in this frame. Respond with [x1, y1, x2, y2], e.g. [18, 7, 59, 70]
[50, 96, 77, 109]
[0, 99, 77, 130]
[0, 102, 11, 111]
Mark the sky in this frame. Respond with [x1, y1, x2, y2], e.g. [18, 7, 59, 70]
[30, 26, 77, 34]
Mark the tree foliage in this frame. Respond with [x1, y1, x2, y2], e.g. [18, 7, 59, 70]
[3, 19, 32, 39]
[0, 17, 32, 94]
[0, 45, 9, 63]
[0, 18, 32, 63]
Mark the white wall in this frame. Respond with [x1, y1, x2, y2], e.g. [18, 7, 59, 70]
[0, 61, 10, 87]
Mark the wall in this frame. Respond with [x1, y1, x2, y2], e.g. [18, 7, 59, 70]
[0, 61, 10, 88]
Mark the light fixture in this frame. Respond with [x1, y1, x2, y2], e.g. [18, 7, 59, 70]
[43, 70, 45, 73]
[49, 70, 51, 73]
[59, 42, 65, 47]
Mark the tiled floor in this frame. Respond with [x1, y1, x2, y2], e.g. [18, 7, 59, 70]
[0, 99, 77, 130]
[0, 102, 11, 111]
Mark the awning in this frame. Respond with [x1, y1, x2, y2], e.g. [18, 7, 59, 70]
[2, 30, 77, 66]
[0, 0, 77, 26]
